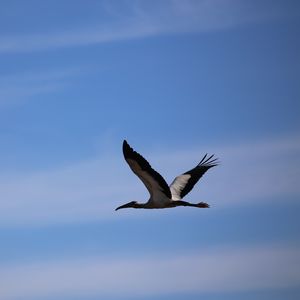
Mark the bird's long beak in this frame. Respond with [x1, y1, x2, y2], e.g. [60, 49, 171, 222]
[115, 201, 134, 211]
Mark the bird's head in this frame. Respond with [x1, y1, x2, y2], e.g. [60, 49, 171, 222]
[115, 201, 138, 211]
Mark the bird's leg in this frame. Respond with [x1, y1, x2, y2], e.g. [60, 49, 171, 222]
[171, 200, 209, 208]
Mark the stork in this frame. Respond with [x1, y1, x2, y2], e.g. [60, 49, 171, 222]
[115, 140, 218, 211]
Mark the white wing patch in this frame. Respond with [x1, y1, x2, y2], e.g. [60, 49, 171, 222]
[170, 174, 191, 200]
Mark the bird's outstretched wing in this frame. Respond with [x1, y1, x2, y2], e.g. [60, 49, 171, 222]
[170, 154, 218, 200]
[123, 140, 171, 199]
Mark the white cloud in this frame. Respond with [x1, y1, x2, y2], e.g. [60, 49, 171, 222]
[0, 0, 294, 53]
[0, 68, 81, 108]
[0, 134, 299, 227]
[0, 243, 299, 299]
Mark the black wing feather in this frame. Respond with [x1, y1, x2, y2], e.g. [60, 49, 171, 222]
[123, 140, 171, 198]
[171, 154, 219, 199]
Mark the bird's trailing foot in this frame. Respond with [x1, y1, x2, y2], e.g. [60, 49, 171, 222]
[196, 202, 210, 208]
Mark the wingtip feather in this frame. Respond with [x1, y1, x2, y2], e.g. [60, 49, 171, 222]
[198, 154, 220, 167]
[123, 139, 132, 158]
[198, 153, 208, 164]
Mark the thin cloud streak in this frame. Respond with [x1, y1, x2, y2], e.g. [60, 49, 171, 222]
[0, 68, 81, 108]
[1, 244, 299, 299]
[0, 0, 293, 53]
[0, 134, 299, 227]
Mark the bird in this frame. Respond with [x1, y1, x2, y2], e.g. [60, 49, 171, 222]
[115, 140, 219, 211]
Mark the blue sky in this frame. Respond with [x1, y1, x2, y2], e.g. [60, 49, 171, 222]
[0, 0, 300, 299]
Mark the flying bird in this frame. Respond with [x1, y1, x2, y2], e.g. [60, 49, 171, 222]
[115, 140, 219, 211]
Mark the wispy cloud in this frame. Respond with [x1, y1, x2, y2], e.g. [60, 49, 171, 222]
[0, 134, 299, 227]
[0, 0, 295, 54]
[0, 68, 82, 108]
[1, 243, 299, 299]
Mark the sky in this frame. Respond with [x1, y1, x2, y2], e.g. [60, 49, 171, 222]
[0, 0, 300, 299]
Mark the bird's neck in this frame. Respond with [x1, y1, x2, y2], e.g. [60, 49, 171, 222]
[133, 202, 148, 209]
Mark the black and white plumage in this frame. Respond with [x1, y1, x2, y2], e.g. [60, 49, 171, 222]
[115, 140, 219, 211]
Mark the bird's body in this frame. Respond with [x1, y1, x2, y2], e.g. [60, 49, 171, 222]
[115, 140, 218, 211]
